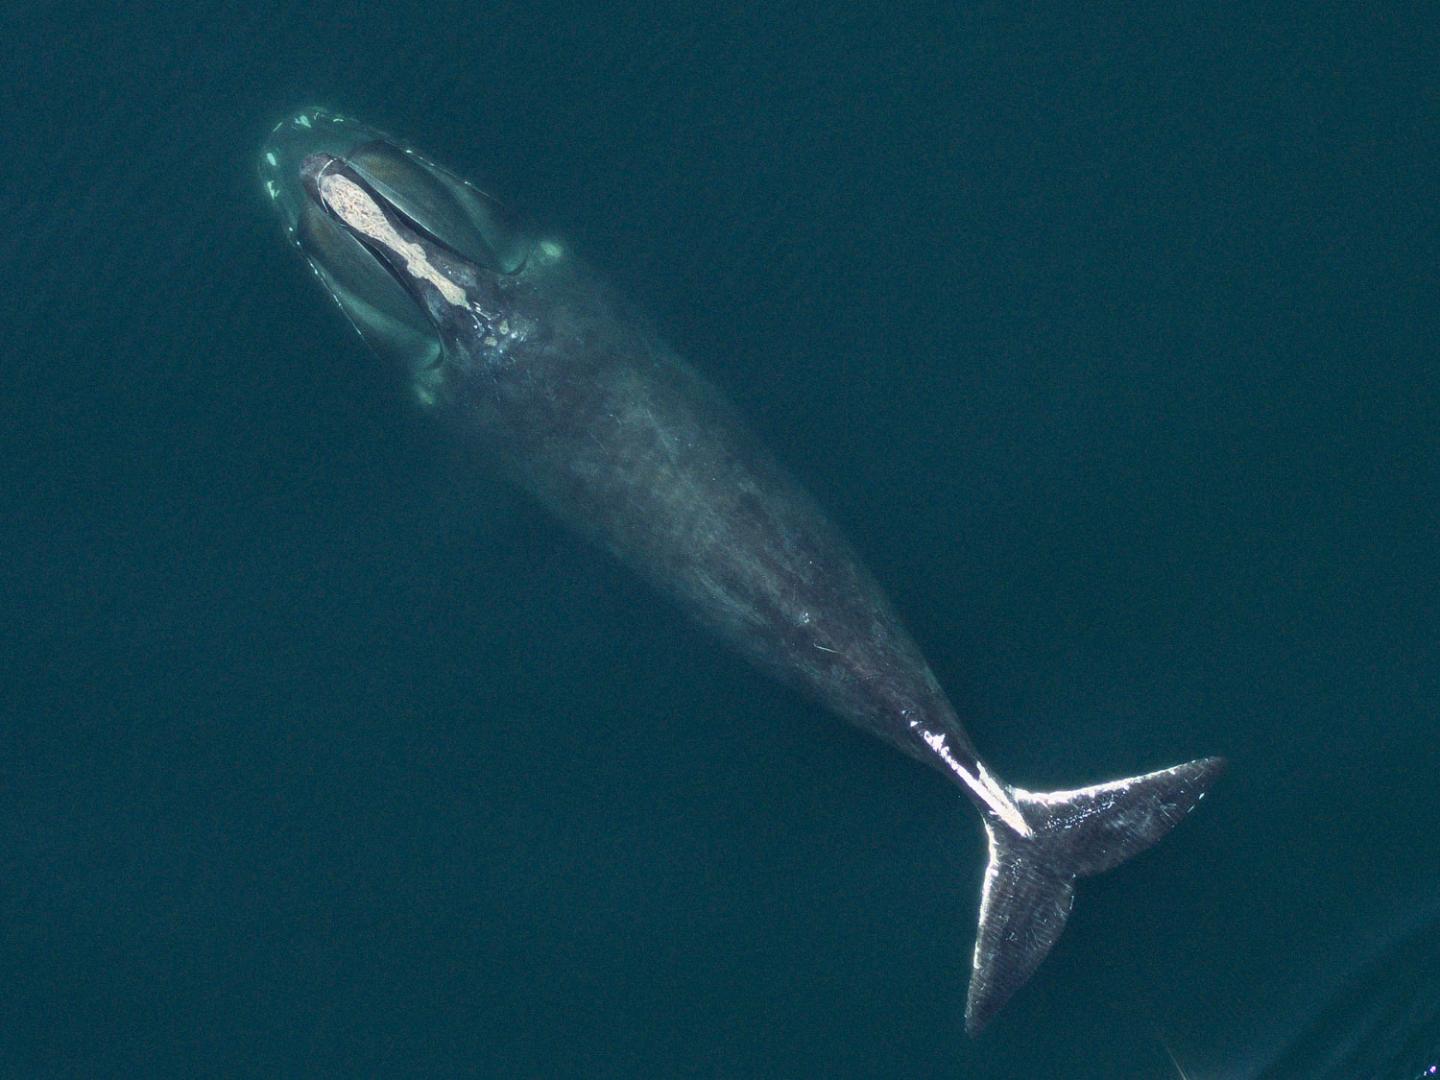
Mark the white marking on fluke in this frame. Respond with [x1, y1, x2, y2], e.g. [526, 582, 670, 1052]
[921, 730, 1031, 836]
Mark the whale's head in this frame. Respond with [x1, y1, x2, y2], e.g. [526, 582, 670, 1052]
[260, 108, 543, 407]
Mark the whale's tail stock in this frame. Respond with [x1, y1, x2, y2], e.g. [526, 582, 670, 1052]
[964, 755, 1227, 1035]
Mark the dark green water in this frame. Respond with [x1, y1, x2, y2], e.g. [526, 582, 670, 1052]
[3, 3, 1435, 1077]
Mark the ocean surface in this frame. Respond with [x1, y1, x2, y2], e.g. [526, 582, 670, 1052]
[2, 3, 1436, 1077]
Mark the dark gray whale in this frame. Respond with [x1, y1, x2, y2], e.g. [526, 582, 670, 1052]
[260, 108, 1225, 1034]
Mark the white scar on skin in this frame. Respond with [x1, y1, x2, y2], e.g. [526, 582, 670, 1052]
[317, 171, 469, 309]
[921, 729, 1032, 836]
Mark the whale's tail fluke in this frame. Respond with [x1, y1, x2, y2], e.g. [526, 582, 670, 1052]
[963, 755, 1226, 1035]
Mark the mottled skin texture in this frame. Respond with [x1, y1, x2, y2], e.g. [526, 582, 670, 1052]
[435, 237, 980, 779]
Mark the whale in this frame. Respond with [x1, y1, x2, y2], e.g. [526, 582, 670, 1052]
[260, 108, 1225, 1034]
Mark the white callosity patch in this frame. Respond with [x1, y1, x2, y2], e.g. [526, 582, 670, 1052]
[315, 171, 470, 310]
